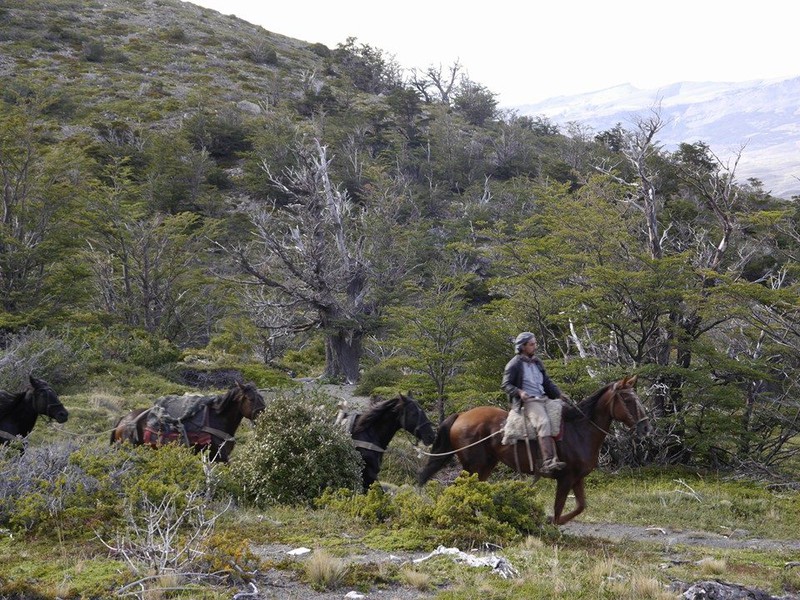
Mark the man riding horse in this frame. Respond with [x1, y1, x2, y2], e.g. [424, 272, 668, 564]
[501, 331, 566, 474]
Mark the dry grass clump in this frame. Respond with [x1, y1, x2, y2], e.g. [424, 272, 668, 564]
[697, 557, 727, 576]
[304, 549, 349, 590]
[399, 567, 432, 591]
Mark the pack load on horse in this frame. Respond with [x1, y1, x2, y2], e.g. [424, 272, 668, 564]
[111, 381, 265, 462]
[335, 393, 436, 490]
[0, 375, 68, 448]
[418, 376, 653, 525]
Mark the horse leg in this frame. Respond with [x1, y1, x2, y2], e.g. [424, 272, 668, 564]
[360, 450, 380, 491]
[551, 477, 586, 525]
[459, 447, 498, 481]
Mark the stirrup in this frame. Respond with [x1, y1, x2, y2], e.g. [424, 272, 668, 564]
[541, 458, 566, 473]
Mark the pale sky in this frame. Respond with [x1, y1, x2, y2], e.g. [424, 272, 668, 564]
[184, 0, 798, 106]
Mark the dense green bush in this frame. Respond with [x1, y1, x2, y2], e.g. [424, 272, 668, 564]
[229, 391, 362, 506]
[318, 473, 547, 547]
[354, 362, 402, 396]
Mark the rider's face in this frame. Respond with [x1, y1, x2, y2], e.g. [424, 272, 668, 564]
[522, 339, 537, 357]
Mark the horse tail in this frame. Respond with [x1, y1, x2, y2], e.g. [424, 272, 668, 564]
[418, 413, 459, 485]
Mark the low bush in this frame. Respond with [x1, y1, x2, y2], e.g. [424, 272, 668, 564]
[318, 473, 547, 548]
[0, 440, 215, 538]
[0, 328, 80, 388]
[229, 390, 363, 506]
[354, 362, 402, 396]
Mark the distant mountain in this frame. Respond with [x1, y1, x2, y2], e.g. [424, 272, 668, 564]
[513, 76, 800, 199]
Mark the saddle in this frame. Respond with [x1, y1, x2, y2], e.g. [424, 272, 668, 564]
[334, 401, 384, 453]
[501, 398, 564, 445]
[143, 394, 214, 447]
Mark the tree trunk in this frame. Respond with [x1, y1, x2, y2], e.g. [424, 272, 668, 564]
[324, 330, 363, 384]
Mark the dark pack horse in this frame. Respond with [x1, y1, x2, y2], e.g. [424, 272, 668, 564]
[336, 393, 436, 490]
[418, 375, 653, 525]
[111, 381, 265, 462]
[0, 375, 69, 448]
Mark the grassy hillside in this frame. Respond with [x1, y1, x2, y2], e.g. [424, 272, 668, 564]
[1, 0, 325, 126]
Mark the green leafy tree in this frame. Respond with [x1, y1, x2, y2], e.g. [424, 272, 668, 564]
[81, 160, 214, 344]
[453, 79, 498, 126]
[0, 97, 87, 327]
[387, 278, 473, 420]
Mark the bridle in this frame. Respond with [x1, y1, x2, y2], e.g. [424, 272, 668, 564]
[28, 386, 62, 418]
[589, 385, 650, 436]
[399, 398, 432, 444]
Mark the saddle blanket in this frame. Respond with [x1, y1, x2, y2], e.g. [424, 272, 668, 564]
[501, 398, 562, 445]
[143, 393, 212, 447]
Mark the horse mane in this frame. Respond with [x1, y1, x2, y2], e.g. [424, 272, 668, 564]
[211, 384, 239, 412]
[211, 381, 259, 412]
[0, 389, 24, 420]
[352, 395, 404, 434]
[563, 382, 613, 422]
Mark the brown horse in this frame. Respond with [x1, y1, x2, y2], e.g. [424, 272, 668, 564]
[111, 381, 265, 462]
[0, 375, 68, 447]
[418, 375, 652, 525]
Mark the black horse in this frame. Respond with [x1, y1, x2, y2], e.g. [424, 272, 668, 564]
[337, 393, 436, 490]
[0, 375, 69, 447]
[111, 381, 266, 462]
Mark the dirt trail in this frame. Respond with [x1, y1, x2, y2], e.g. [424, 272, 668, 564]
[561, 521, 800, 553]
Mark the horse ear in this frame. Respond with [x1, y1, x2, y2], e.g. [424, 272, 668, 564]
[628, 375, 638, 388]
[29, 374, 42, 388]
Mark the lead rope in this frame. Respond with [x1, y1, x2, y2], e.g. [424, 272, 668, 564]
[416, 429, 503, 458]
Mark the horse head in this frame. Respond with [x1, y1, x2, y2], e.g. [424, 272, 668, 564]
[236, 381, 266, 421]
[398, 393, 435, 446]
[211, 381, 265, 421]
[610, 375, 652, 437]
[28, 375, 68, 423]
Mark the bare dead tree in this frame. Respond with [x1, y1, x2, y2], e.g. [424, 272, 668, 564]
[622, 108, 666, 260]
[409, 60, 462, 105]
[227, 139, 375, 382]
[677, 144, 745, 272]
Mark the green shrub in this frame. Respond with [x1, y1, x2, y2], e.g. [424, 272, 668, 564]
[318, 473, 546, 548]
[244, 41, 277, 65]
[308, 42, 331, 58]
[0, 440, 211, 538]
[354, 362, 402, 396]
[82, 41, 105, 62]
[281, 338, 326, 378]
[70, 324, 180, 368]
[229, 391, 362, 506]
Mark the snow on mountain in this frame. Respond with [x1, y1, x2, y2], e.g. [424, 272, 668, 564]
[511, 76, 800, 199]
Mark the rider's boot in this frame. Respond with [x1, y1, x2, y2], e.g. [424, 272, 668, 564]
[538, 436, 566, 474]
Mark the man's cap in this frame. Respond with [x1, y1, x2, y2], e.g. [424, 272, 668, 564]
[514, 332, 536, 353]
